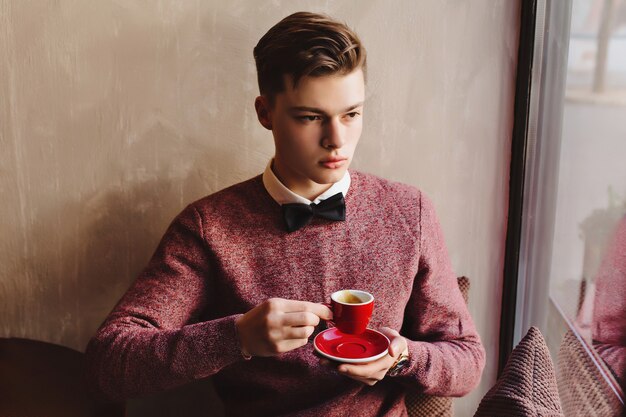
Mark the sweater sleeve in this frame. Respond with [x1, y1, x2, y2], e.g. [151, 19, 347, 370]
[84, 204, 245, 401]
[394, 192, 486, 396]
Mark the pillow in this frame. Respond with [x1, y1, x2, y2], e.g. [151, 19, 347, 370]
[474, 326, 563, 417]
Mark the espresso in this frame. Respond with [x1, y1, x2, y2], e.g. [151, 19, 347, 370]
[339, 291, 363, 304]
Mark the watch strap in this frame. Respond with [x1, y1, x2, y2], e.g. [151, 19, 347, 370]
[387, 352, 410, 377]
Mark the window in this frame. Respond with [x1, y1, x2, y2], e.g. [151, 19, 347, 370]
[507, 0, 625, 413]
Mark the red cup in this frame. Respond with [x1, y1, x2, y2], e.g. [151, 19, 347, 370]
[330, 290, 374, 335]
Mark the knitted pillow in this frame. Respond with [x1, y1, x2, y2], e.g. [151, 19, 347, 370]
[474, 327, 564, 417]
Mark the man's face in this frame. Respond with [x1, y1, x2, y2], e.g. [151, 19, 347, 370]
[258, 69, 365, 199]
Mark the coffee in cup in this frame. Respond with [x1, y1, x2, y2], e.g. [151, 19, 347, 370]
[330, 290, 374, 335]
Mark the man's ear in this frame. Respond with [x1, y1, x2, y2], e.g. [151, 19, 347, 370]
[255, 96, 273, 130]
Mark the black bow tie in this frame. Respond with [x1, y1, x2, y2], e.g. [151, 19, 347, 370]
[282, 192, 346, 232]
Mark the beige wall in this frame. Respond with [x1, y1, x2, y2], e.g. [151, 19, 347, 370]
[0, 1, 518, 415]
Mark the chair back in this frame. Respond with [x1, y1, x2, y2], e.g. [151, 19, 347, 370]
[0, 337, 124, 417]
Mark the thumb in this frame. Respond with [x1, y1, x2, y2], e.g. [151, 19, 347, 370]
[380, 327, 405, 357]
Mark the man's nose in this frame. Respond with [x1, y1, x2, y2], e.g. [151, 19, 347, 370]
[321, 118, 345, 149]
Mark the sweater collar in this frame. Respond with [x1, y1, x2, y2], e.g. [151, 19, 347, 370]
[262, 159, 351, 205]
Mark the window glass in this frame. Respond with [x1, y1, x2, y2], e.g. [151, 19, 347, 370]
[548, 0, 626, 409]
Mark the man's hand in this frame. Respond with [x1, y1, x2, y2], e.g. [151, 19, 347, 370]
[321, 327, 408, 386]
[235, 298, 333, 357]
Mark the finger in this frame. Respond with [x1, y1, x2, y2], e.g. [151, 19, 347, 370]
[389, 339, 405, 358]
[379, 327, 406, 358]
[273, 338, 309, 354]
[281, 325, 315, 340]
[342, 374, 381, 386]
[379, 327, 399, 342]
[357, 378, 380, 386]
[281, 311, 321, 327]
[338, 356, 395, 378]
[280, 300, 333, 320]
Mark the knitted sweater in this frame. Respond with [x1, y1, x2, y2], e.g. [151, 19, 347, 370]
[85, 170, 485, 417]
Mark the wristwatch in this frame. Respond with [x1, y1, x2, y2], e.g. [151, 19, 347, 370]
[387, 352, 410, 377]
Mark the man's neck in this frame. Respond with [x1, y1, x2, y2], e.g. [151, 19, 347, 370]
[271, 162, 331, 202]
[262, 160, 350, 206]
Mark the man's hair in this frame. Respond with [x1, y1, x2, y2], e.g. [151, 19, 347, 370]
[253, 12, 366, 102]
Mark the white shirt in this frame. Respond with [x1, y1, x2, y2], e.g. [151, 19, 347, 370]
[262, 159, 351, 205]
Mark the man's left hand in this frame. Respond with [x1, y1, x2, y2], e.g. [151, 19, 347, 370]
[320, 327, 408, 386]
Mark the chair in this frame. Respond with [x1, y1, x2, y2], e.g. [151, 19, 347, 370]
[405, 276, 470, 417]
[0, 337, 124, 417]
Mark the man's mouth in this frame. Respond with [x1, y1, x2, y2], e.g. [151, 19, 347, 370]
[319, 157, 348, 169]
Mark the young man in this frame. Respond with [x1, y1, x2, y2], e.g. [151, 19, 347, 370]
[86, 11, 485, 416]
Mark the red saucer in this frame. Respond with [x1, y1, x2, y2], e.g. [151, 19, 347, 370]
[313, 328, 390, 363]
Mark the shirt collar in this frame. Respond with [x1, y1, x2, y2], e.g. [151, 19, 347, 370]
[262, 159, 351, 205]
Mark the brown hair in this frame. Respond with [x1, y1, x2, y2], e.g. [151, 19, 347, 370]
[253, 12, 366, 102]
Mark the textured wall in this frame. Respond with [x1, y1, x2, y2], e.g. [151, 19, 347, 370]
[0, 1, 518, 415]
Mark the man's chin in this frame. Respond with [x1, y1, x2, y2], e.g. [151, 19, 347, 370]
[312, 167, 347, 185]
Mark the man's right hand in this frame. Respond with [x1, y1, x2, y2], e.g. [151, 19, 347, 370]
[235, 298, 333, 357]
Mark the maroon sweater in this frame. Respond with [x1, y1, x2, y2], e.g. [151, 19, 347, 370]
[85, 170, 485, 416]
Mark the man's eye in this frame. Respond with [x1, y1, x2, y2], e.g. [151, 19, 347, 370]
[345, 112, 360, 119]
[299, 115, 321, 122]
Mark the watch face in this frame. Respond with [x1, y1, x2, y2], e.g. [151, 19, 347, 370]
[389, 356, 409, 376]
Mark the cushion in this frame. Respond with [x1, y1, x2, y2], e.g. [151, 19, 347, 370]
[474, 326, 563, 417]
